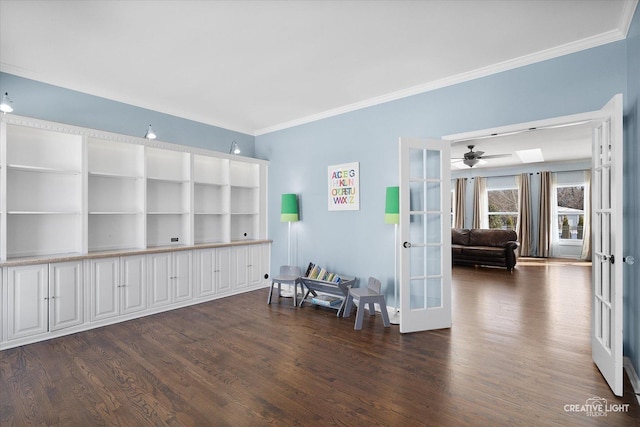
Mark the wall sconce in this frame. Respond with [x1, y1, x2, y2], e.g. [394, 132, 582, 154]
[144, 124, 157, 140]
[0, 92, 14, 113]
[229, 140, 241, 154]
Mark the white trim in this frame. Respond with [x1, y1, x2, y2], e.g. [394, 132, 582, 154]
[620, 1, 640, 38]
[255, 27, 631, 136]
[624, 357, 640, 405]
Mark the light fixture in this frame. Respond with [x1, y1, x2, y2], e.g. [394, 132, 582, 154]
[0, 92, 14, 113]
[281, 193, 299, 265]
[229, 140, 241, 154]
[144, 124, 157, 140]
[385, 186, 400, 325]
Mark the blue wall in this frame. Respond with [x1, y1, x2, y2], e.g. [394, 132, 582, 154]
[255, 39, 638, 371]
[256, 40, 626, 289]
[624, 5, 640, 379]
[0, 73, 255, 156]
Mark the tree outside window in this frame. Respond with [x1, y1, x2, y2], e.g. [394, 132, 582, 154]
[557, 185, 584, 240]
[487, 188, 518, 230]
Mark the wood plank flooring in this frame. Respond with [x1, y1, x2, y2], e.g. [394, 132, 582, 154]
[1, 259, 639, 426]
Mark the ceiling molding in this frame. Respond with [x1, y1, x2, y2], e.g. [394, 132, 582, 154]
[256, 25, 632, 136]
[620, 0, 639, 37]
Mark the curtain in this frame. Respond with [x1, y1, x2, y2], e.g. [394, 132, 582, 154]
[472, 177, 488, 229]
[538, 171, 552, 257]
[516, 173, 532, 256]
[581, 170, 592, 260]
[454, 178, 466, 229]
[549, 173, 559, 257]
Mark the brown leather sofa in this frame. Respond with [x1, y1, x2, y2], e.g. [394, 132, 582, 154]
[451, 228, 520, 271]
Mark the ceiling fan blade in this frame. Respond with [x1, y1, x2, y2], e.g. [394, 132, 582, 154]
[474, 150, 485, 157]
[479, 154, 512, 159]
[451, 158, 464, 163]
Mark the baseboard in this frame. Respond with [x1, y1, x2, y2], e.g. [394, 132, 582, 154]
[624, 357, 640, 405]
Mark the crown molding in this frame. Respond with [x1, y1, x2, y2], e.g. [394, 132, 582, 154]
[256, 26, 631, 136]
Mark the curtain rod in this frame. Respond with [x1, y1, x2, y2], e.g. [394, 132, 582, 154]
[455, 168, 589, 179]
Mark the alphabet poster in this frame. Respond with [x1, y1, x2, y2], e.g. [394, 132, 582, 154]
[328, 162, 359, 211]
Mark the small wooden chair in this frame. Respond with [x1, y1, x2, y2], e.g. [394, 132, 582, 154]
[267, 265, 303, 306]
[343, 277, 391, 330]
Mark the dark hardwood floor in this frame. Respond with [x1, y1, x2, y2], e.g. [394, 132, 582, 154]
[1, 259, 639, 426]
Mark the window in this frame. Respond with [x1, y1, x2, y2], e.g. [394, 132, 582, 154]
[487, 188, 518, 230]
[556, 185, 585, 241]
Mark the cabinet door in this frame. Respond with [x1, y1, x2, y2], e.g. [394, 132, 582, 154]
[231, 246, 248, 290]
[90, 257, 120, 321]
[247, 244, 263, 287]
[49, 261, 84, 331]
[7, 264, 48, 340]
[174, 251, 193, 302]
[121, 255, 146, 314]
[195, 248, 216, 298]
[148, 253, 172, 308]
[216, 247, 232, 294]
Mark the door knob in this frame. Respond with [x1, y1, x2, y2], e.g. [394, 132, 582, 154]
[403, 242, 411, 248]
[624, 256, 635, 265]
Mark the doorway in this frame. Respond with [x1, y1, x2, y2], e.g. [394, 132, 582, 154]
[442, 94, 625, 397]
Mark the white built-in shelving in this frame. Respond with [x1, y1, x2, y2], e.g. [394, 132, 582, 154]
[193, 154, 230, 244]
[0, 115, 268, 261]
[87, 137, 145, 252]
[3, 124, 84, 259]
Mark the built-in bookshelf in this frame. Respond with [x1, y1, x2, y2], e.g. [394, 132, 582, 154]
[193, 154, 229, 244]
[4, 124, 84, 258]
[146, 147, 192, 248]
[230, 161, 260, 241]
[0, 115, 268, 261]
[87, 137, 145, 252]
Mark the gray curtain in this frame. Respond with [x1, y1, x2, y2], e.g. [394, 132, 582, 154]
[472, 177, 487, 229]
[581, 170, 592, 260]
[538, 171, 552, 257]
[516, 173, 532, 257]
[454, 178, 466, 229]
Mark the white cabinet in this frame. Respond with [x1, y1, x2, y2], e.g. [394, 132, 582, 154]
[48, 261, 84, 331]
[231, 244, 266, 290]
[148, 251, 193, 308]
[6, 264, 48, 340]
[195, 246, 232, 298]
[90, 255, 146, 321]
[6, 261, 83, 341]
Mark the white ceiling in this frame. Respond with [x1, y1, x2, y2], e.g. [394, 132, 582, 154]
[0, 1, 637, 136]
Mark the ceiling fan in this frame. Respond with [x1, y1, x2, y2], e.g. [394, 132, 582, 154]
[452, 145, 512, 168]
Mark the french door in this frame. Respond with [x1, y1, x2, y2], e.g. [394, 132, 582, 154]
[592, 94, 624, 396]
[398, 137, 451, 333]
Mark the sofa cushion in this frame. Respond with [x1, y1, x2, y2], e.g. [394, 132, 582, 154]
[461, 246, 505, 258]
[452, 228, 470, 245]
[468, 229, 517, 247]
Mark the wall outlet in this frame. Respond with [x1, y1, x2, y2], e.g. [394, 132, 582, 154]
[171, 237, 179, 242]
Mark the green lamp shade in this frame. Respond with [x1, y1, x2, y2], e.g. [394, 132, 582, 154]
[384, 186, 399, 224]
[281, 193, 299, 222]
